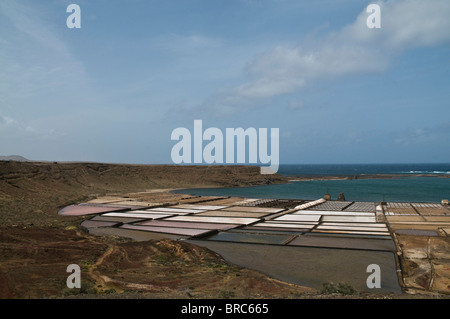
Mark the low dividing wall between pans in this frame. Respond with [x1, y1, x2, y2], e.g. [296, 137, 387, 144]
[248, 221, 316, 230]
[146, 207, 206, 214]
[316, 225, 389, 232]
[132, 209, 192, 215]
[222, 206, 285, 213]
[174, 204, 229, 210]
[287, 235, 397, 252]
[204, 231, 295, 245]
[322, 216, 377, 223]
[164, 215, 261, 225]
[320, 222, 387, 228]
[293, 210, 375, 216]
[312, 229, 391, 236]
[91, 216, 147, 223]
[101, 212, 172, 219]
[195, 211, 270, 218]
[137, 220, 240, 231]
[274, 215, 321, 222]
[120, 224, 216, 237]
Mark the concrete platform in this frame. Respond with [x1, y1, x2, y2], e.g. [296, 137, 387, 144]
[101, 212, 171, 219]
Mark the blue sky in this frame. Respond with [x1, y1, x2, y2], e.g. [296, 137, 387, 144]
[1, 0, 449, 164]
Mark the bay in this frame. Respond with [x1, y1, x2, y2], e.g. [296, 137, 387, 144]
[174, 164, 450, 203]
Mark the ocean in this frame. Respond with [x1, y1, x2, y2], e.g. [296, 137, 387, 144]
[174, 163, 450, 203]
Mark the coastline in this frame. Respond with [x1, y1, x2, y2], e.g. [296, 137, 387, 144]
[169, 172, 450, 204]
[286, 173, 450, 182]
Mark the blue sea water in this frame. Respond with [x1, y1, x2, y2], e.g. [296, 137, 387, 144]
[175, 164, 450, 203]
[277, 163, 450, 176]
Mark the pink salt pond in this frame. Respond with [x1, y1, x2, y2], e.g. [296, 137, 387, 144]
[58, 204, 128, 216]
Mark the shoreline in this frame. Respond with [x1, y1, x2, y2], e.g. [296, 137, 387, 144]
[169, 173, 450, 204]
[286, 173, 450, 182]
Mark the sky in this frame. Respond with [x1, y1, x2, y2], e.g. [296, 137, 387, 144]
[0, 0, 449, 165]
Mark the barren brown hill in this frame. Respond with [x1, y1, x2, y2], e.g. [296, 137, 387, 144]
[0, 161, 286, 227]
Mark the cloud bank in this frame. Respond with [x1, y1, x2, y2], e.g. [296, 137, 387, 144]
[190, 0, 450, 117]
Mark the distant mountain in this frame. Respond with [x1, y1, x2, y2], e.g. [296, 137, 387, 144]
[0, 155, 30, 162]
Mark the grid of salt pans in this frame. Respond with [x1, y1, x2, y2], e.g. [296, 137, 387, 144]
[307, 201, 353, 211]
[384, 202, 418, 216]
[239, 199, 276, 207]
[343, 202, 376, 212]
[267, 209, 389, 236]
[91, 204, 248, 237]
[68, 200, 399, 251]
[411, 203, 450, 216]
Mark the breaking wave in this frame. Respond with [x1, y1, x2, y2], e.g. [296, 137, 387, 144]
[403, 170, 450, 174]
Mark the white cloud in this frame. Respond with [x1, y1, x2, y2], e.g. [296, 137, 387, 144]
[247, 0, 450, 87]
[192, 0, 450, 117]
[340, 0, 450, 49]
[237, 76, 305, 99]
